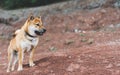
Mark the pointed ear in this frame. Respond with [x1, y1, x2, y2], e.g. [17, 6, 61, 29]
[28, 13, 34, 21]
[38, 16, 41, 19]
[29, 15, 34, 20]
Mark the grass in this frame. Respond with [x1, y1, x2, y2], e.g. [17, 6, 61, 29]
[49, 46, 57, 51]
[79, 33, 85, 37]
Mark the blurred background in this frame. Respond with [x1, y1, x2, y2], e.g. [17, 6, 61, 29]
[1, 0, 120, 75]
[0, 0, 67, 9]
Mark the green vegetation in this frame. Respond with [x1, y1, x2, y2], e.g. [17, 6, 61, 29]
[0, 0, 67, 9]
[49, 46, 57, 51]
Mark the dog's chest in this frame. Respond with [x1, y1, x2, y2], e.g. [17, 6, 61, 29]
[21, 38, 38, 52]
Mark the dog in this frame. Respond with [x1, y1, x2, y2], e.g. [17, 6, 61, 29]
[7, 15, 46, 72]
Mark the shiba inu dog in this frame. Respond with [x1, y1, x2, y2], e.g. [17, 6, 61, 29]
[7, 15, 46, 72]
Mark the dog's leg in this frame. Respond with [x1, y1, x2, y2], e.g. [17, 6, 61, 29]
[11, 53, 18, 71]
[29, 48, 35, 67]
[17, 49, 23, 71]
[7, 50, 13, 72]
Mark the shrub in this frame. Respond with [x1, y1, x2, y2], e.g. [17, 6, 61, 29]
[0, 0, 67, 9]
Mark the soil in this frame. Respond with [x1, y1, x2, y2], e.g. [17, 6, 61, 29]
[0, 0, 120, 75]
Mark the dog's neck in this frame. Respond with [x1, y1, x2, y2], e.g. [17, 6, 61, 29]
[25, 31, 37, 38]
[24, 31, 38, 42]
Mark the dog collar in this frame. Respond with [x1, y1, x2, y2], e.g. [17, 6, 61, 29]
[25, 31, 37, 38]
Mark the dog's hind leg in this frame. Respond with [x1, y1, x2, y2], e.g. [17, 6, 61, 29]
[7, 49, 13, 72]
[11, 50, 18, 71]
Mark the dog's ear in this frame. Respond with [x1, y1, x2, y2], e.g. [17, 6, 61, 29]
[28, 13, 34, 21]
[29, 15, 34, 20]
[38, 16, 41, 19]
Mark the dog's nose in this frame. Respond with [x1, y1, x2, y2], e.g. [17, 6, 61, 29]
[40, 29, 46, 33]
[43, 29, 46, 33]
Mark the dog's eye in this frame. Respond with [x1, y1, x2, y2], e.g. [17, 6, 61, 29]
[36, 24, 39, 26]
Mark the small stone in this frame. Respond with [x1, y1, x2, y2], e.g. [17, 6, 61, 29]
[87, 38, 94, 44]
[88, 55, 92, 57]
[65, 40, 74, 45]
[74, 29, 79, 33]
[116, 63, 120, 67]
[50, 70, 54, 73]
[80, 66, 86, 72]
[68, 56, 72, 59]
[82, 31, 86, 33]
[77, 58, 83, 63]
[103, 60, 109, 63]
[105, 63, 113, 69]
[45, 37, 51, 42]
[115, 70, 120, 74]
[101, 9, 106, 13]
[35, 70, 40, 74]
[81, 38, 87, 42]
[66, 63, 80, 72]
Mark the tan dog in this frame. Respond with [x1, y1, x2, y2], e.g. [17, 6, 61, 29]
[7, 15, 46, 72]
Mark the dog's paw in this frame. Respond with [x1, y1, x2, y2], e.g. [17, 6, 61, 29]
[7, 69, 10, 72]
[17, 67, 23, 71]
[11, 67, 14, 71]
[29, 63, 35, 67]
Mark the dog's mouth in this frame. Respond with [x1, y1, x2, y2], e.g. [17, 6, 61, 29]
[35, 31, 44, 35]
[35, 29, 46, 36]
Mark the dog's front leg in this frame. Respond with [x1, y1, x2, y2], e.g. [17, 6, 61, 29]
[17, 48, 23, 71]
[29, 48, 35, 67]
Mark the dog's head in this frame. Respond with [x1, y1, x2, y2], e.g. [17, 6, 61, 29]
[25, 15, 46, 36]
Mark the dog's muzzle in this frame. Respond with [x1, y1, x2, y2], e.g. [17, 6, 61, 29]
[35, 29, 46, 35]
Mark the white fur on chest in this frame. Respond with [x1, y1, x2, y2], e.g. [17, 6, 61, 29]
[20, 38, 38, 52]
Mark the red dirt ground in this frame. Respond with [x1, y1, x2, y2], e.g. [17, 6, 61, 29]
[1, 7, 120, 75]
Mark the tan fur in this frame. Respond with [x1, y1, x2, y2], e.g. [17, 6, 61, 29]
[7, 15, 46, 72]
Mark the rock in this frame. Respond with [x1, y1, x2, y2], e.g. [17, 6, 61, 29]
[105, 63, 113, 69]
[81, 38, 87, 42]
[50, 70, 54, 73]
[116, 63, 120, 67]
[114, 0, 120, 8]
[100, 9, 107, 13]
[66, 63, 80, 72]
[65, 39, 74, 45]
[88, 0, 106, 9]
[87, 38, 94, 44]
[77, 58, 83, 63]
[53, 52, 67, 57]
[74, 29, 81, 33]
[34, 70, 40, 74]
[82, 31, 86, 33]
[115, 23, 120, 28]
[0, 17, 13, 25]
[68, 55, 72, 59]
[80, 66, 87, 73]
